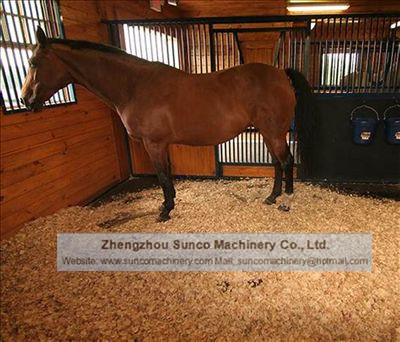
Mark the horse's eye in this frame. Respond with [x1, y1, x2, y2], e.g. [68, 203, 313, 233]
[28, 60, 36, 68]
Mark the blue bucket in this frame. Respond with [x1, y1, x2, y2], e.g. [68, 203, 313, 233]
[383, 105, 400, 145]
[350, 105, 380, 145]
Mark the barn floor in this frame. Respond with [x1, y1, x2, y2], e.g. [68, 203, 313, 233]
[1, 178, 399, 341]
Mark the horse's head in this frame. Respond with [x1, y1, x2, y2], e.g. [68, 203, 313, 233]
[21, 27, 71, 112]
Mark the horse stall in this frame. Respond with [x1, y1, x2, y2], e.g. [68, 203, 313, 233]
[1, 1, 399, 340]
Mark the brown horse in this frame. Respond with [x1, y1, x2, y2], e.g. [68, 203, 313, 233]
[21, 27, 314, 222]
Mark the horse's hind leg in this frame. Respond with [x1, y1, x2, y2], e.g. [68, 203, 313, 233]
[259, 133, 293, 205]
[264, 155, 283, 204]
[142, 139, 175, 222]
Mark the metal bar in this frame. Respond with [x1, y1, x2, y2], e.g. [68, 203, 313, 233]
[2, 10, 24, 109]
[103, 13, 400, 26]
[170, 25, 176, 68]
[356, 17, 366, 91]
[370, 17, 379, 93]
[303, 30, 311, 80]
[382, 17, 391, 92]
[293, 31, 297, 69]
[334, 17, 342, 92]
[339, 17, 348, 92]
[288, 30, 292, 68]
[227, 32, 231, 68]
[178, 25, 185, 71]
[364, 17, 373, 92]
[164, 25, 171, 66]
[185, 25, 191, 72]
[134, 25, 141, 58]
[196, 24, 202, 73]
[221, 33, 225, 70]
[393, 41, 400, 92]
[209, 24, 221, 177]
[232, 32, 243, 64]
[345, 17, 355, 93]
[212, 27, 308, 33]
[328, 17, 336, 93]
[351, 17, 361, 92]
[386, 17, 396, 90]
[375, 18, 384, 92]
[190, 25, 196, 72]
[149, 25, 155, 61]
[317, 18, 324, 92]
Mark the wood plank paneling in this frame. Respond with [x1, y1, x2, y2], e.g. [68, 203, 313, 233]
[223, 165, 298, 178]
[169, 145, 215, 176]
[178, 0, 400, 17]
[0, 0, 134, 238]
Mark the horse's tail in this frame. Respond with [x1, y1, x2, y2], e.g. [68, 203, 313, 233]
[285, 68, 315, 180]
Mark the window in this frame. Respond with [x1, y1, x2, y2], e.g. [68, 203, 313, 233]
[122, 24, 180, 68]
[321, 52, 358, 88]
[1, 0, 76, 113]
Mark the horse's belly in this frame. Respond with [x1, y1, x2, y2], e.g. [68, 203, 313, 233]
[173, 111, 250, 146]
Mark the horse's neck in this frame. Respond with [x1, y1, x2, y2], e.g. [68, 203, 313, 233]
[53, 46, 148, 112]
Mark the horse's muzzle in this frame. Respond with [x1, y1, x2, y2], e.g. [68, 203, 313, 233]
[20, 97, 43, 112]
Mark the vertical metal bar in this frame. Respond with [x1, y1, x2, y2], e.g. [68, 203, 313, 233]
[317, 18, 324, 92]
[356, 17, 366, 91]
[227, 32, 231, 68]
[333, 17, 342, 92]
[382, 17, 391, 92]
[203, 24, 208, 73]
[215, 33, 219, 71]
[351, 16, 359, 92]
[303, 29, 311, 81]
[221, 32, 225, 70]
[2, 8, 25, 109]
[346, 17, 355, 93]
[189, 25, 195, 72]
[234, 32, 244, 64]
[142, 25, 148, 60]
[393, 41, 400, 92]
[134, 25, 141, 58]
[157, 25, 162, 63]
[370, 17, 379, 92]
[323, 18, 330, 92]
[282, 31, 286, 69]
[328, 17, 336, 93]
[375, 17, 384, 92]
[186, 25, 191, 72]
[148, 25, 154, 61]
[293, 31, 297, 70]
[299, 30, 303, 72]
[179, 25, 185, 71]
[288, 30, 292, 68]
[209, 24, 221, 177]
[196, 24, 202, 73]
[364, 17, 373, 92]
[386, 17, 396, 91]
[339, 17, 348, 92]
[169, 25, 176, 68]
[164, 25, 170, 66]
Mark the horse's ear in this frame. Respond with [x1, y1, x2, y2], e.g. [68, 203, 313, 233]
[36, 26, 47, 46]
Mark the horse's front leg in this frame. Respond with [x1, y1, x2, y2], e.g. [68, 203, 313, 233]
[142, 139, 175, 222]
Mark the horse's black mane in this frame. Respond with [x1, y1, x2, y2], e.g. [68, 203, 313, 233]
[47, 38, 127, 55]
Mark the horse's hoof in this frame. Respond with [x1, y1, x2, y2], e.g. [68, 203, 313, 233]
[157, 213, 170, 222]
[278, 204, 290, 212]
[264, 197, 276, 205]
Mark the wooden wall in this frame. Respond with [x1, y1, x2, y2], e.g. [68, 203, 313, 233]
[0, 1, 144, 238]
[178, 0, 400, 17]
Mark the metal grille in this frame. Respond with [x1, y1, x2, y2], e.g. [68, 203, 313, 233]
[309, 16, 400, 93]
[0, 0, 76, 113]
